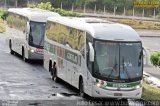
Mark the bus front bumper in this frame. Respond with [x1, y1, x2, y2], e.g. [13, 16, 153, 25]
[92, 85, 142, 99]
[28, 51, 43, 60]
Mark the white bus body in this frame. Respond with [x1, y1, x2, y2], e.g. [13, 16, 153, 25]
[7, 8, 60, 60]
[44, 17, 143, 99]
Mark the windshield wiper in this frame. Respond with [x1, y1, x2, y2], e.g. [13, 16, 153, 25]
[122, 57, 131, 81]
[108, 56, 117, 78]
[38, 33, 44, 47]
[138, 50, 143, 67]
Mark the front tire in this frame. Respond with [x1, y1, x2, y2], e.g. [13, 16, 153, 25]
[9, 41, 14, 54]
[79, 79, 85, 98]
[22, 49, 26, 62]
[51, 66, 59, 83]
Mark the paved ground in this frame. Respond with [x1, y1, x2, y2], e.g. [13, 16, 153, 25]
[0, 33, 81, 101]
[136, 29, 160, 38]
[144, 66, 160, 79]
[141, 37, 160, 52]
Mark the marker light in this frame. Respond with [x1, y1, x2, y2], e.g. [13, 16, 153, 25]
[30, 49, 34, 53]
[136, 85, 140, 89]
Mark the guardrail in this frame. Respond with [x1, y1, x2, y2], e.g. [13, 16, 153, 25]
[82, 13, 160, 22]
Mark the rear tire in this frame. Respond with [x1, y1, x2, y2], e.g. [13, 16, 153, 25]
[9, 41, 14, 54]
[49, 61, 52, 72]
[79, 79, 86, 98]
[51, 66, 59, 83]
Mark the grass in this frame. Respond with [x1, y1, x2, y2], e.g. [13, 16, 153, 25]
[106, 18, 160, 30]
[142, 82, 160, 100]
[0, 19, 5, 33]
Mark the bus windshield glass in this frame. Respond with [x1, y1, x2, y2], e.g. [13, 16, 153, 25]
[29, 21, 46, 48]
[94, 40, 143, 82]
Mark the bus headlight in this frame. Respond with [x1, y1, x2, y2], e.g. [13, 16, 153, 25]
[28, 48, 35, 53]
[96, 79, 107, 88]
[136, 85, 140, 89]
[30, 49, 35, 53]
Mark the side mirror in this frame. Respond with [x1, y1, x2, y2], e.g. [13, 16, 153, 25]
[88, 42, 94, 62]
[27, 21, 30, 34]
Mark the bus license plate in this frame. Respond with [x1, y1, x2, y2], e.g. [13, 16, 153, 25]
[114, 93, 122, 96]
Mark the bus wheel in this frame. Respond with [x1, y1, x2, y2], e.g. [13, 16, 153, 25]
[51, 67, 59, 83]
[22, 49, 26, 62]
[9, 41, 14, 54]
[79, 79, 85, 98]
[49, 61, 52, 72]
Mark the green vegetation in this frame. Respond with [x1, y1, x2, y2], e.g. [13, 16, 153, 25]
[0, 9, 6, 33]
[48, 0, 160, 17]
[7, 14, 27, 32]
[0, 9, 8, 20]
[142, 82, 160, 101]
[0, 19, 5, 33]
[29, 2, 83, 17]
[2, 0, 160, 17]
[107, 18, 160, 30]
[150, 52, 160, 67]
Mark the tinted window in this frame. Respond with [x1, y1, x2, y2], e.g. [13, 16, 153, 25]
[29, 21, 46, 48]
[46, 22, 85, 51]
[7, 13, 27, 32]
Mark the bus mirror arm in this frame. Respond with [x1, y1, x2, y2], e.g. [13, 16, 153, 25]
[88, 42, 94, 62]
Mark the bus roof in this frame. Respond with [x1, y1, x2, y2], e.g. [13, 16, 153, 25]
[47, 17, 141, 42]
[8, 8, 60, 22]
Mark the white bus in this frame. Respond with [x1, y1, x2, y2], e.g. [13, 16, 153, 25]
[7, 8, 60, 61]
[44, 17, 143, 99]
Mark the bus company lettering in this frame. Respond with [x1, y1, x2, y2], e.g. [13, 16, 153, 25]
[112, 83, 127, 88]
[66, 51, 78, 64]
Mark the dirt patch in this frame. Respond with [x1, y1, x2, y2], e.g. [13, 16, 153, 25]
[105, 18, 160, 30]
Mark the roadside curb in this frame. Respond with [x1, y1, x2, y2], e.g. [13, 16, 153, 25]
[143, 71, 160, 88]
[140, 36, 160, 38]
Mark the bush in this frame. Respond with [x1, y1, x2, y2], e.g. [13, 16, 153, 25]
[29, 2, 83, 17]
[150, 52, 160, 67]
[0, 9, 8, 20]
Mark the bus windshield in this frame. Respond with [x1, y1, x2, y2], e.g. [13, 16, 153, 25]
[94, 40, 143, 82]
[29, 21, 46, 48]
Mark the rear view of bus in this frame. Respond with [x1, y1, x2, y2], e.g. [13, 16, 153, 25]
[7, 8, 60, 61]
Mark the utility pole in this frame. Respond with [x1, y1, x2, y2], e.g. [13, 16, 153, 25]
[4, 0, 6, 9]
[83, 4, 86, 13]
[123, 7, 126, 16]
[15, 0, 18, 7]
[103, 6, 105, 14]
[142, 8, 144, 17]
[28, 0, 30, 6]
[72, 3, 74, 12]
[133, 7, 134, 17]
[154, 8, 156, 18]
[61, 2, 63, 10]
[94, 4, 96, 14]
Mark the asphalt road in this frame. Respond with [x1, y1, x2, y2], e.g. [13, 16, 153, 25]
[0, 33, 156, 106]
[141, 37, 160, 79]
[141, 37, 160, 52]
